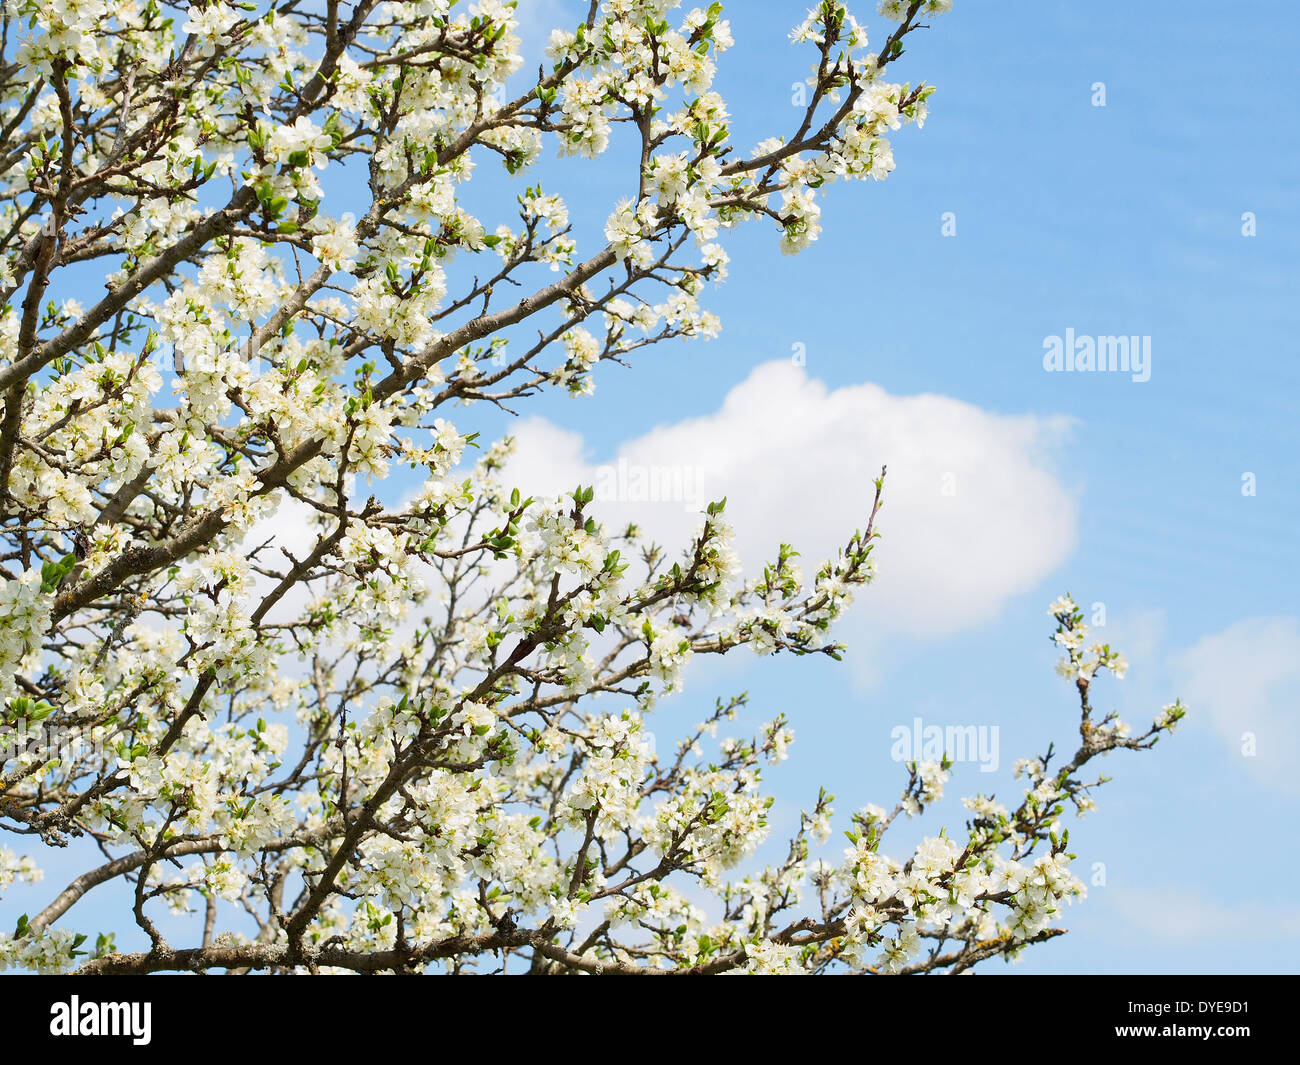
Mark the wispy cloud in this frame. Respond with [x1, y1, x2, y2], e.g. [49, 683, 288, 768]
[1172, 616, 1300, 795]
[1109, 885, 1300, 941]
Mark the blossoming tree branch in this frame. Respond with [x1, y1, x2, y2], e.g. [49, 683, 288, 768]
[0, 0, 1184, 974]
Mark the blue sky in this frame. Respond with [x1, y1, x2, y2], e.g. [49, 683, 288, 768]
[6, 0, 1297, 973]
[485, 0, 1300, 973]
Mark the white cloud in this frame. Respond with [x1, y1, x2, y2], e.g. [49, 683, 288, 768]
[1172, 616, 1300, 794]
[502, 361, 1079, 677]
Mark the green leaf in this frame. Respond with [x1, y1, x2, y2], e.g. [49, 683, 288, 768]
[40, 552, 77, 593]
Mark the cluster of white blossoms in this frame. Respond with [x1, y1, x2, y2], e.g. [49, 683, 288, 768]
[604, 198, 662, 267]
[0, 569, 51, 703]
[310, 215, 361, 273]
[0, 0, 1183, 975]
[14, 0, 113, 70]
[1049, 593, 1131, 683]
[0, 926, 84, 974]
[0, 846, 43, 893]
